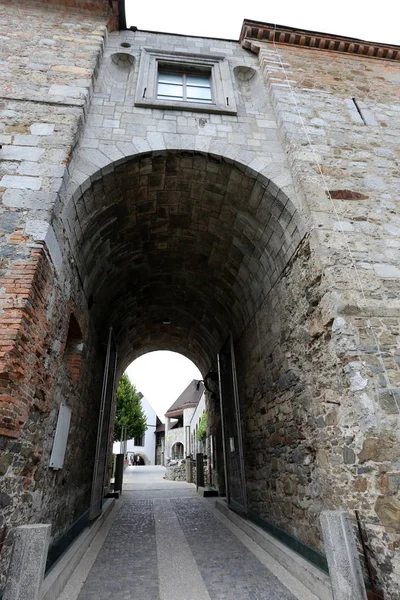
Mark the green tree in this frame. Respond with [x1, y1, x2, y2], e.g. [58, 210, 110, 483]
[196, 411, 207, 442]
[114, 374, 147, 442]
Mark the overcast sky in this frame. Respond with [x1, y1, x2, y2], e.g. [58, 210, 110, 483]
[123, 0, 397, 422]
[125, 0, 399, 45]
[126, 351, 202, 422]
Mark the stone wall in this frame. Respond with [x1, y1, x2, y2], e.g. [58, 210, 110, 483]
[236, 33, 400, 596]
[63, 28, 297, 216]
[166, 425, 185, 460]
[0, 1, 111, 587]
[1, 6, 400, 597]
[165, 462, 186, 481]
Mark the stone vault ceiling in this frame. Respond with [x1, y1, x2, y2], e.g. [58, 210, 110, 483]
[62, 151, 303, 372]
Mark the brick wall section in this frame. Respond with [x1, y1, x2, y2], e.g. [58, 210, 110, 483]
[0, 249, 58, 584]
[65, 353, 83, 382]
[0, 250, 45, 439]
[0, 243, 105, 588]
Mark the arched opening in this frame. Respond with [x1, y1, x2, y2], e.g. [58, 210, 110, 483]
[129, 452, 148, 466]
[171, 442, 184, 460]
[62, 150, 303, 375]
[45, 149, 319, 556]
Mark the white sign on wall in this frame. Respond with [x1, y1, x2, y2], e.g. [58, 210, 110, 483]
[49, 404, 71, 469]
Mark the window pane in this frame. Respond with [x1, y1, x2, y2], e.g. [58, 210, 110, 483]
[187, 85, 212, 101]
[158, 73, 183, 85]
[157, 83, 183, 98]
[186, 74, 210, 87]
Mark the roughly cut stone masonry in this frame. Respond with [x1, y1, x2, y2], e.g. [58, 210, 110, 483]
[0, 1, 113, 588]
[1, 5, 400, 598]
[240, 36, 400, 596]
[165, 463, 186, 481]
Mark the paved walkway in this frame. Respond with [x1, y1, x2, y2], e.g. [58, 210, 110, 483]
[59, 466, 317, 600]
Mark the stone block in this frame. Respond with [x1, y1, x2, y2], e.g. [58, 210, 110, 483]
[358, 437, 398, 463]
[378, 388, 400, 414]
[25, 220, 50, 242]
[320, 511, 367, 600]
[373, 264, 400, 279]
[1, 176, 42, 190]
[343, 447, 356, 464]
[3, 524, 51, 600]
[1, 146, 43, 162]
[48, 84, 88, 98]
[13, 135, 40, 147]
[375, 496, 400, 528]
[30, 123, 55, 136]
[2, 189, 55, 209]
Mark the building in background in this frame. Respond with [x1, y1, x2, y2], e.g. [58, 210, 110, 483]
[155, 417, 165, 465]
[189, 390, 206, 457]
[113, 393, 157, 465]
[165, 380, 205, 461]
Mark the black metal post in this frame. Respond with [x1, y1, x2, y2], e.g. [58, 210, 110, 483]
[114, 453, 125, 494]
[196, 453, 204, 489]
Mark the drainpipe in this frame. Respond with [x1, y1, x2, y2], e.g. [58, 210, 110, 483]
[118, 0, 127, 30]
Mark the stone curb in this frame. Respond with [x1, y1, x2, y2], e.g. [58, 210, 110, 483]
[40, 498, 116, 600]
[215, 499, 333, 600]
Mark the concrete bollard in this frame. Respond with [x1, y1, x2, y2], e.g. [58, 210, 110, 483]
[320, 511, 367, 600]
[3, 524, 51, 600]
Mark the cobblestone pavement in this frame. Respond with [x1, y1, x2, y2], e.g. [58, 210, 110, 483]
[77, 499, 159, 600]
[173, 498, 296, 600]
[76, 467, 298, 600]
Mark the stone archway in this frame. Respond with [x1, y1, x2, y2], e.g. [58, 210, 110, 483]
[55, 150, 311, 531]
[131, 452, 149, 466]
[51, 150, 326, 546]
[60, 150, 304, 374]
[171, 442, 184, 460]
[2, 149, 327, 579]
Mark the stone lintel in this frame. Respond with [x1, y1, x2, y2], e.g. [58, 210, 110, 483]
[240, 19, 400, 62]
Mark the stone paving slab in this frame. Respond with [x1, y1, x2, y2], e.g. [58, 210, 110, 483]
[173, 498, 296, 600]
[76, 491, 297, 600]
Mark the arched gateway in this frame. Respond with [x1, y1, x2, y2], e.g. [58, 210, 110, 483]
[1, 3, 400, 596]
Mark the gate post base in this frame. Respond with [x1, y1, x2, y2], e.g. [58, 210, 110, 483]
[320, 510, 367, 600]
[114, 453, 125, 494]
[3, 524, 51, 600]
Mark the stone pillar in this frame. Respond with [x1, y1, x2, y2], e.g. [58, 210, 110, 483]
[186, 458, 193, 483]
[3, 524, 51, 600]
[320, 511, 367, 600]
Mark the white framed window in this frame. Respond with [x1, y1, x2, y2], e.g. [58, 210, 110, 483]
[135, 48, 237, 115]
[157, 70, 212, 104]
